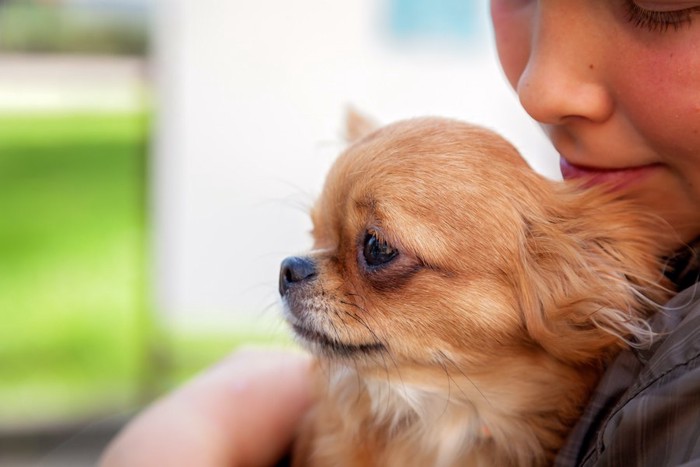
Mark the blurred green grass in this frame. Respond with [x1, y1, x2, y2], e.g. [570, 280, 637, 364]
[0, 113, 149, 425]
[0, 112, 294, 427]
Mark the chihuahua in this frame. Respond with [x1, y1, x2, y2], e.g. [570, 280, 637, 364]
[279, 117, 671, 466]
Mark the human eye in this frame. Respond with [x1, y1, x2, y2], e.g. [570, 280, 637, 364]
[624, 1, 700, 31]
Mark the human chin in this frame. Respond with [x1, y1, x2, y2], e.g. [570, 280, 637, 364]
[652, 183, 700, 244]
[621, 170, 700, 245]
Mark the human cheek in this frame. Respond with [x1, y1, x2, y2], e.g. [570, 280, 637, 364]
[614, 39, 700, 167]
[490, 0, 535, 90]
[614, 41, 700, 239]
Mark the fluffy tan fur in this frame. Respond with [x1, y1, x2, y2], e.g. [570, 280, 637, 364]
[280, 117, 674, 467]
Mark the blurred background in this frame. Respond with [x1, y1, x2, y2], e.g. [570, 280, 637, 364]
[0, 0, 558, 465]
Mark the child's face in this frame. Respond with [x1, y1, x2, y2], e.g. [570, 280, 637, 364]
[491, 0, 700, 243]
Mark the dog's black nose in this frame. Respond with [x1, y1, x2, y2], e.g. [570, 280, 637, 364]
[279, 256, 317, 296]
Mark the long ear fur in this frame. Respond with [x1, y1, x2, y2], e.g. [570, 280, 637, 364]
[514, 184, 674, 365]
[345, 107, 378, 143]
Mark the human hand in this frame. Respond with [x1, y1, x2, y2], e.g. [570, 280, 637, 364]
[100, 348, 313, 467]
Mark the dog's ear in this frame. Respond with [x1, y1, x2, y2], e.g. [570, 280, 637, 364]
[514, 185, 674, 365]
[345, 107, 378, 143]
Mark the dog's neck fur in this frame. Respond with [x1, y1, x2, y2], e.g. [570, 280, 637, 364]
[313, 357, 588, 467]
[360, 373, 496, 467]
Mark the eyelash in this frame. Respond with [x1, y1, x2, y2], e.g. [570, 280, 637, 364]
[624, 1, 699, 31]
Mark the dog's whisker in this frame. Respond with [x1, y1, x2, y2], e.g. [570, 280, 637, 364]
[259, 300, 279, 316]
[339, 307, 393, 391]
[436, 359, 453, 420]
[352, 356, 364, 407]
[337, 298, 408, 408]
[436, 350, 493, 409]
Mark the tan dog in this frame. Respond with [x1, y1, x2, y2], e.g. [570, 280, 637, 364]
[279, 117, 672, 466]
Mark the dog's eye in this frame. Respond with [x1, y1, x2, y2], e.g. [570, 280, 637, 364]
[363, 231, 398, 267]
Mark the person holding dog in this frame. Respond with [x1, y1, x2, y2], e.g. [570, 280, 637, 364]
[101, 2, 700, 465]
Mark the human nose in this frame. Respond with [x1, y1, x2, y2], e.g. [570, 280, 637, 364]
[515, 3, 614, 125]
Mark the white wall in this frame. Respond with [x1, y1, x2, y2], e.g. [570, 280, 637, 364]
[153, 0, 559, 330]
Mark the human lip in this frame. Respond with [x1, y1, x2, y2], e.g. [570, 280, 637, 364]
[559, 158, 661, 189]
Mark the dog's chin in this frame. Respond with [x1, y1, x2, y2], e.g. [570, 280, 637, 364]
[291, 323, 386, 358]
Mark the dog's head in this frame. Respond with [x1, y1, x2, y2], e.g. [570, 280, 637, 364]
[279, 117, 671, 376]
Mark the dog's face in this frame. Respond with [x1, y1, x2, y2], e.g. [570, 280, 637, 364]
[281, 119, 548, 367]
[279, 118, 668, 377]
